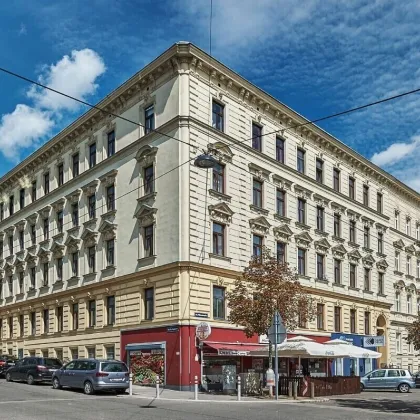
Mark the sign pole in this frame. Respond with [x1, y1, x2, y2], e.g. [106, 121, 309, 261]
[274, 311, 279, 400]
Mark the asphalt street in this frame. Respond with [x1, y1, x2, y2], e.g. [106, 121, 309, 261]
[0, 378, 419, 420]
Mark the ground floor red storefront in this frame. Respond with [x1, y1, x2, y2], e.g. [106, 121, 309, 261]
[120, 325, 331, 391]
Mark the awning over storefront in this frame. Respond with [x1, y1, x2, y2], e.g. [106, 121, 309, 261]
[203, 342, 265, 356]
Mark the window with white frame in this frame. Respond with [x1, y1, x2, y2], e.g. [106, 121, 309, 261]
[395, 252, 400, 271]
[416, 224, 419, 240]
[408, 341, 413, 354]
[395, 292, 401, 312]
[406, 218, 411, 236]
[395, 210, 399, 229]
[417, 260, 420, 278]
[396, 333, 402, 353]
[407, 256, 411, 275]
[407, 295, 412, 314]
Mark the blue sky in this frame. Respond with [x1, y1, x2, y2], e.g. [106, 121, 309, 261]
[1, 0, 420, 190]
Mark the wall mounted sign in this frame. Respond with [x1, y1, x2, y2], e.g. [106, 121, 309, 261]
[195, 322, 211, 340]
[167, 326, 179, 333]
[194, 312, 209, 318]
[218, 349, 250, 356]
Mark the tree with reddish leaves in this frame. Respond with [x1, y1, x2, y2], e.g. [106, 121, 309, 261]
[406, 315, 420, 351]
[227, 247, 316, 353]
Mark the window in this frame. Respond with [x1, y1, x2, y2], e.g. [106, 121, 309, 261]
[88, 246, 96, 273]
[212, 163, 224, 193]
[316, 207, 324, 231]
[30, 267, 36, 288]
[19, 230, 24, 250]
[213, 286, 225, 319]
[56, 307, 63, 332]
[378, 273, 384, 295]
[105, 346, 115, 360]
[145, 105, 155, 135]
[107, 130, 115, 157]
[144, 166, 154, 195]
[106, 185, 115, 211]
[364, 311, 370, 335]
[89, 143, 96, 168]
[252, 123, 262, 151]
[19, 188, 25, 209]
[0, 241, 2, 259]
[57, 211, 63, 233]
[212, 101, 224, 131]
[276, 137, 285, 163]
[334, 259, 341, 284]
[43, 309, 49, 333]
[0, 203, 3, 221]
[212, 223, 225, 256]
[58, 163, 64, 186]
[31, 181, 37, 202]
[377, 192, 383, 213]
[30, 224, 36, 245]
[72, 153, 79, 177]
[252, 179, 263, 208]
[105, 239, 115, 266]
[9, 317, 13, 338]
[349, 264, 356, 288]
[316, 304, 324, 329]
[72, 303, 79, 330]
[350, 309, 356, 333]
[395, 251, 400, 271]
[417, 260, 420, 278]
[396, 333, 402, 353]
[87, 347, 95, 359]
[406, 218, 411, 235]
[333, 168, 340, 192]
[334, 214, 341, 237]
[363, 185, 369, 206]
[276, 190, 286, 217]
[88, 300, 96, 327]
[8, 276, 13, 294]
[395, 292, 401, 312]
[19, 272, 24, 293]
[297, 198, 306, 224]
[395, 210, 399, 229]
[9, 195, 14, 216]
[363, 227, 370, 249]
[72, 203, 79, 227]
[43, 218, 49, 240]
[349, 220, 356, 243]
[316, 159, 323, 183]
[9, 235, 13, 255]
[253, 235, 263, 258]
[144, 225, 154, 257]
[349, 177, 355, 199]
[88, 194, 96, 219]
[334, 307, 341, 332]
[44, 172, 50, 194]
[43, 262, 49, 286]
[144, 287, 154, 320]
[407, 256, 411, 275]
[407, 295, 412, 314]
[31, 312, 36, 335]
[377, 232, 384, 254]
[277, 242, 286, 264]
[364, 268, 370, 291]
[316, 254, 324, 279]
[71, 252, 79, 277]
[297, 148, 305, 173]
[56, 258, 63, 281]
[106, 296, 115, 326]
[298, 248, 306, 275]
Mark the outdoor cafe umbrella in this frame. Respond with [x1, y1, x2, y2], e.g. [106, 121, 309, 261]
[323, 339, 382, 359]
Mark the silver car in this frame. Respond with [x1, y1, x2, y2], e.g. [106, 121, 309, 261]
[52, 359, 129, 395]
[360, 368, 415, 393]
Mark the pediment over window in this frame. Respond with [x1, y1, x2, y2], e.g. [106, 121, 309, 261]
[208, 203, 234, 225]
[314, 238, 331, 254]
[5, 225, 15, 236]
[273, 224, 293, 242]
[249, 216, 271, 235]
[99, 220, 117, 240]
[4, 261, 14, 275]
[331, 202, 346, 214]
[51, 198, 66, 212]
[0, 231, 4, 241]
[332, 244, 347, 259]
[15, 219, 26, 232]
[51, 241, 65, 259]
[135, 204, 157, 227]
[248, 163, 270, 181]
[376, 259, 389, 272]
[406, 283, 417, 294]
[65, 189, 82, 204]
[348, 249, 362, 263]
[347, 210, 361, 221]
[314, 194, 330, 209]
[295, 231, 313, 249]
[376, 223, 388, 233]
[81, 228, 99, 247]
[14, 257, 26, 273]
[100, 169, 118, 187]
[405, 244, 416, 254]
[136, 146, 158, 167]
[361, 216, 374, 227]
[294, 185, 312, 200]
[65, 235, 81, 253]
[207, 142, 233, 163]
[394, 279, 405, 290]
[393, 239, 405, 249]
[38, 205, 51, 219]
[272, 175, 293, 191]
[362, 254, 375, 268]
[82, 179, 99, 196]
[37, 246, 51, 263]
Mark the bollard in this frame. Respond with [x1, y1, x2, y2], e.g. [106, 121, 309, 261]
[310, 382, 315, 399]
[156, 375, 160, 399]
[293, 381, 298, 400]
[237, 375, 241, 401]
[129, 371, 133, 396]
[194, 375, 198, 401]
[288, 381, 293, 398]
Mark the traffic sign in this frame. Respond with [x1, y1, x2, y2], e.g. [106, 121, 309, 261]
[268, 312, 287, 345]
[363, 336, 385, 347]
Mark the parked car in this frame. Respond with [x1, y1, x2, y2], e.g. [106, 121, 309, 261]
[0, 355, 17, 377]
[5, 357, 63, 385]
[413, 371, 420, 388]
[52, 359, 129, 395]
[360, 368, 415, 393]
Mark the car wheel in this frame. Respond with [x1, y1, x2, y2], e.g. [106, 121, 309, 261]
[84, 381, 95, 395]
[398, 383, 410, 393]
[360, 383, 364, 391]
[27, 374, 35, 385]
[6, 373, 12, 382]
[52, 377, 61, 390]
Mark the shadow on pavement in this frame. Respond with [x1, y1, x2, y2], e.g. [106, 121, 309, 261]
[333, 397, 420, 414]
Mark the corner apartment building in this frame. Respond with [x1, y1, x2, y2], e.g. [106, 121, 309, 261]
[0, 42, 418, 387]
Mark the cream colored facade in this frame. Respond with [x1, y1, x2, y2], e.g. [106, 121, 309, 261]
[0, 42, 418, 369]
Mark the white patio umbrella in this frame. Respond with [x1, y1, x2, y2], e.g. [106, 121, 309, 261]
[323, 339, 382, 359]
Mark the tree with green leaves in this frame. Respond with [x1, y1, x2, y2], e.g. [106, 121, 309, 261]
[406, 314, 420, 351]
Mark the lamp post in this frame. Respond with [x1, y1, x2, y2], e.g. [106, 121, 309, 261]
[193, 154, 218, 169]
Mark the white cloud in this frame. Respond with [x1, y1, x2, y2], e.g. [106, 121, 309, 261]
[0, 105, 53, 161]
[371, 136, 420, 166]
[0, 49, 105, 162]
[18, 23, 27, 36]
[28, 49, 106, 111]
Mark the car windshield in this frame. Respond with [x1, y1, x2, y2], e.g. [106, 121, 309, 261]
[42, 358, 62, 367]
[101, 362, 127, 372]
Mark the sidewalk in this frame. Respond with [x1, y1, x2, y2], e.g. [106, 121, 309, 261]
[125, 385, 329, 403]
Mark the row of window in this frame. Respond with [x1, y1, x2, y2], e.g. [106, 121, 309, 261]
[394, 211, 420, 240]
[394, 292, 420, 315]
[394, 252, 420, 277]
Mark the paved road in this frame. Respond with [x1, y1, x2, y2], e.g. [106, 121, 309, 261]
[0, 379, 419, 420]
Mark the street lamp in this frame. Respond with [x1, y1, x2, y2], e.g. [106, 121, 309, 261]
[193, 154, 218, 169]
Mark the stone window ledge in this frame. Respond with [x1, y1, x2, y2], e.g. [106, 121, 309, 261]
[209, 189, 231, 202]
[315, 278, 329, 284]
[249, 204, 269, 215]
[209, 253, 232, 262]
